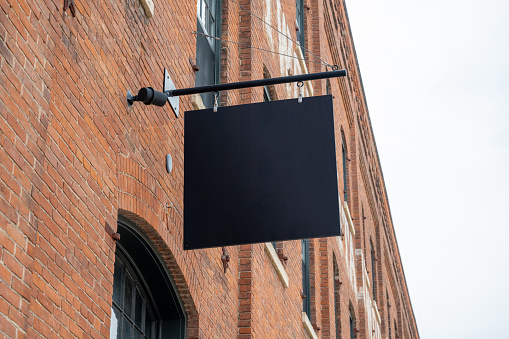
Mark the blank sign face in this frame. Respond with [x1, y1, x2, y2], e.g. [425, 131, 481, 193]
[184, 95, 340, 250]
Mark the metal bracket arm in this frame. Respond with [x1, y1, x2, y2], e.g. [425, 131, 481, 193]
[166, 69, 347, 97]
[127, 68, 347, 117]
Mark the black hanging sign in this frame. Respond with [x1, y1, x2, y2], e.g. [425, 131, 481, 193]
[184, 95, 340, 250]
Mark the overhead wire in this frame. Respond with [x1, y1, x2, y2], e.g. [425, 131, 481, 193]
[227, 0, 334, 69]
[193, 31, 332, 67]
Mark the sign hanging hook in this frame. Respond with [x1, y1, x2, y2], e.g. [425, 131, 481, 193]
[213, 91, 219, 112]
[297, 81, 304, 103]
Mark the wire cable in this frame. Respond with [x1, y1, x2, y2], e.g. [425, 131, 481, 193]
[193, 31, 332, 67]
[227, 0, 334, 69]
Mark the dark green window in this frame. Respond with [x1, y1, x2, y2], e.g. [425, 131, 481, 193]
[196, 0, 221, 107]
[333, 257, 341, 338]
[388, 295, 392, 339]
[302, 239, 311, 317]
[371, 242, 377, 301]
[349, 309, 355, 339]
[263, 85, 272, 102]
[296, 0, 305, 54]
[342, 141, 348, 202]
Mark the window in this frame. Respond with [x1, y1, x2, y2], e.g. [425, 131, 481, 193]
[341, 134, 348, 202]
[262, 66, 278, 103]
[110, 217, 187, 339]
[264, 85, 272, 102]
[370, 241, 377, 301]
[349, 307, 355, 339]
[111, 252, 157, 339]
[196, 0, 221, 107]
[333, 255, 341, 338]
[302, 239, 311, 317]
[387, 293, 392, 339]
[296, 0, 305, 54]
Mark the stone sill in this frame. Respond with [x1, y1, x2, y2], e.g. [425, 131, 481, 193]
[190, 94, 206, 110]
[302, 312, 319, 339]
[373, 299, 381, 325]
[139, 0, 154, 18]
[343, 201, 355, 236]
[264, 243, 289, 288]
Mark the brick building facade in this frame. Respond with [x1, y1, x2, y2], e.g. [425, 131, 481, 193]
[0, 0, 419, 337]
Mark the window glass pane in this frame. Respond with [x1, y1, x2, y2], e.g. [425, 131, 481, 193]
[264, 86, 271, 102]
[350, 314, 354, 339]
[342, 144, 348, 201]
[145, 307, 154, 339]
[112, 220, 187, 339]
[301, 239, 310, 316]
[113, 260, 124, 306]
[124, 274, 134, 319]
[110, 306, 122, 339]
[135, 289, 143, 329]
[209, 0, 215, 20]
[123, 316, 133, 339]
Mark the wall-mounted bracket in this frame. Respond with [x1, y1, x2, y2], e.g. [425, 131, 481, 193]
[127, 90, 134, 107]
[127, 68, 347, 116]
[221, 247, 230, 273]
[164, 69, 179, 117]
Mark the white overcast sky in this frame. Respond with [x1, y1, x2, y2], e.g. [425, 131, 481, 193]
[345, 0, 509, 338]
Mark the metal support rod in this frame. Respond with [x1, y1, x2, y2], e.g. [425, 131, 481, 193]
[167, 69, 347, 97]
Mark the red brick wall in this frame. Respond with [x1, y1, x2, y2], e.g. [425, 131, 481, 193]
[0, 0, 419, 337]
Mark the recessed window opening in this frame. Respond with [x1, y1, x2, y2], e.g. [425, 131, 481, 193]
[110, 217, 187, 339]
[296, 0, 305, 54]
[341, 132, 349, 202]
[387, 292, 392, 339]
[370, 240, 377, 301]
[349, 306, 356, 339]
[111, 251, 158, 339]
[264, 85, 272, 102]
[196, 0, 221, 107]
[333, 255, 341, 337]
[302, 239, 311, 317]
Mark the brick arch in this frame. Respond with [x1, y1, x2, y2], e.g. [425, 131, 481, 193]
[117, 211, 200, 337]
[116, 154, 200, 337]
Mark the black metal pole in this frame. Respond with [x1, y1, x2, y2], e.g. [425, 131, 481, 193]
[168, 69, 347, 97]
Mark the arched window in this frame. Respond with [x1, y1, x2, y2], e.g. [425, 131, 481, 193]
[110, 217, 187, 339]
